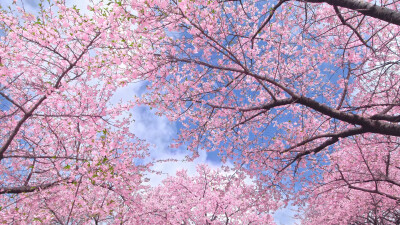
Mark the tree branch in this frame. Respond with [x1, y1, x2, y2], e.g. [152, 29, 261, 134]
[303, 0, 400, 26]
[0, 181, 63, 194]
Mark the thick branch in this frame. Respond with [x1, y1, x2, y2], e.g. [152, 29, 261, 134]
[0, 182, 59, 194]
[303, 0, 400, 26]
[283, 126, 366, 153]
[280, 127, 367, 171]
[370, 114, 400, 122]
[295, 96, 400, 136]
[170, 57, 400, 137]
[0, 96, 47, 160]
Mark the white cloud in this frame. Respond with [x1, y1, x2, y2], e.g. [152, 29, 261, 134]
[110, 82, 222, 183]
[65, 0, 96, 14]
[273, 202, 300, 225]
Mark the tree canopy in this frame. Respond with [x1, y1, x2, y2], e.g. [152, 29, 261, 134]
[1, 0, 400, 224]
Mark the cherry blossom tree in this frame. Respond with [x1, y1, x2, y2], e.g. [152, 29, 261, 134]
[121, 0, 400, 223]
[0, 1, 282, 224]
[0, 1, 149, 223]
[139, 165, 279, 225]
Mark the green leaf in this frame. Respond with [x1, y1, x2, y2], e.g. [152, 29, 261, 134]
[33, 217, 43, 222]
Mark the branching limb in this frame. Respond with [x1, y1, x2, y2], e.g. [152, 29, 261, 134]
[303, 0, 400, 26]
[333, 6, 374, 51]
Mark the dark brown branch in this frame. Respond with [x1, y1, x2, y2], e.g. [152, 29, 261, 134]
[0, 95, 47, 160]
[295, 95, 400, 136]
[303, 0, 400, 26]
[370, 114, 400, 122]
[280, 127, 367, 171]
[1, 181, 61, 194]
[171, 57, 400, 139]
[251, 0, 287, 47]
[336, 63, 352, 110]
[337, 166, 400, 201]
[333, 6, 374, 51]
[3, 155, 87, 160]
[0, 91, 27, 113]
[282, 127, 366, 153]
